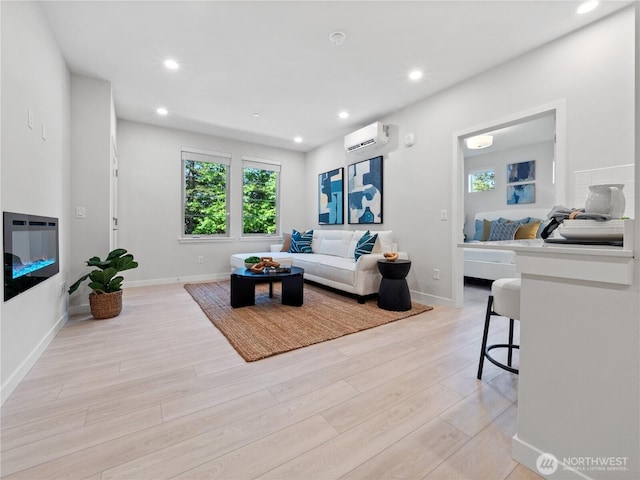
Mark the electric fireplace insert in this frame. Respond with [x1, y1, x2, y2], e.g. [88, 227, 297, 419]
[4, 212, 59, 301]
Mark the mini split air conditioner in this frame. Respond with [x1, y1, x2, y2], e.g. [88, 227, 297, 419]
[344, 122, 389, 153]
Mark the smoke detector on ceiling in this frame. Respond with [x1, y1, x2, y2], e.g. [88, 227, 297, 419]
[329, 31, 346, 46]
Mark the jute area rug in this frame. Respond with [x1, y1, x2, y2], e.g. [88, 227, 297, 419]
[184, 280, 433, 362]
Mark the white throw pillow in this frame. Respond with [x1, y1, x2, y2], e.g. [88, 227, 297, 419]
[316, 238, 350, 257]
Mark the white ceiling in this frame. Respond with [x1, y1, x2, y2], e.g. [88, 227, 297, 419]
[40, 1, 632, 152]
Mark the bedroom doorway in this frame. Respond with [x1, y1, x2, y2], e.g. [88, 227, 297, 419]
[451, 101, 567, 308]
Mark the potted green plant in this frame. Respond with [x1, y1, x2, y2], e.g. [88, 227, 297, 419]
[244, 256, 261, 269]
[68, 248, 139, 319]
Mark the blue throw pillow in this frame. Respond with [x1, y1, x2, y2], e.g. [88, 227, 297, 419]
[488, 222, 520, 241]
[354, 230, 378, 260]
[289, 229, 313, 253]
[473, 219, 485, 241]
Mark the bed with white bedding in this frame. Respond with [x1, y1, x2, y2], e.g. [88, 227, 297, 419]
[463, 208, 551, 281]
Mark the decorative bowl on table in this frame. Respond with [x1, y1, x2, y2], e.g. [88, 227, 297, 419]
[383, 252, 399, 262]
[244, 256, 261, 269]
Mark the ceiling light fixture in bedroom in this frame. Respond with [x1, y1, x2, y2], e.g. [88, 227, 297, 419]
[329, 31, 346, 46]
[466, 134, 493, 149]
[163, 59, 179, 70]
[577, 1, 599, 14]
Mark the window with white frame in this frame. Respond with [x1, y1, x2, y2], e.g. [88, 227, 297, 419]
[468, 168, 495, 193]
[242, 157, 280, 235]
[182, 148, 230, 236]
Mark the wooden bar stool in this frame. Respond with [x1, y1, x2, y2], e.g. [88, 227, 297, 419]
[477, 277, 521, 379]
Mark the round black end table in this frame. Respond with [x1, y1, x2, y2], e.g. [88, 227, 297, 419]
[377, 259, 411, 311]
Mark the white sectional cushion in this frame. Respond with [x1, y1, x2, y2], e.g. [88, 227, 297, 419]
[312, 230, 354, 253]
[316, 238, 351, 257]
[317, 255, 357, 286]
[289, 253, 322, 276]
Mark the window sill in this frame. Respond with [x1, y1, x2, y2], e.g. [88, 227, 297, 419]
[239, 236, 283, 242]
[178, 236, 236, 244]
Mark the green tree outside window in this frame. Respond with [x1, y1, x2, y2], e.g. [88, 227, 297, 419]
[469, 170, 495, 192]
[184, 160, 228, 235]
[243, 167, 278, 234]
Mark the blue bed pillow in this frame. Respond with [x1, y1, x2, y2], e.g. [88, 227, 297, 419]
[488, 221, 520, 241]
[473, 219, 485, 241]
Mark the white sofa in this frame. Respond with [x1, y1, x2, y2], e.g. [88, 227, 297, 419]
[464, 208, 550, 281]
[230, 229, 408, 302]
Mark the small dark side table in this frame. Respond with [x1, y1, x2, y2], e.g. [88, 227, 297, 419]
[377, 259, 412, 311]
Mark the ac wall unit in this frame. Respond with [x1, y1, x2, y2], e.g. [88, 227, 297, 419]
[344, 122, 389, 152]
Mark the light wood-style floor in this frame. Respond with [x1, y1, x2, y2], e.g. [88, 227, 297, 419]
[1, 280, 543, 480]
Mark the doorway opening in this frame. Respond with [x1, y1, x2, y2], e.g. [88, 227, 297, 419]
[451, 101, 567, 308]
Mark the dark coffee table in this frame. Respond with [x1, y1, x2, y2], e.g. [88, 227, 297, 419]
[230, 266, 304, 308]
[377, 259, 412, 311]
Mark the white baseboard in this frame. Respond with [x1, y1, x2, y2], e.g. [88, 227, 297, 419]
[1, 312, 68, 405]
[126, 273, 229, 288]
[512, 434, 593, 480]
[410, 289, 453, 308]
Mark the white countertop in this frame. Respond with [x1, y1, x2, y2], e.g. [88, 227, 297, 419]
[459, 238, 634, 258]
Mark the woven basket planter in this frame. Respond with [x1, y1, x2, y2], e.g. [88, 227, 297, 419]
[89, 290, 123, 319]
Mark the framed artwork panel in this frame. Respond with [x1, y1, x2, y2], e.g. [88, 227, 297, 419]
[507, 182, 535, 205]
[507, 160, 535, 183]
[318, 167, 344, 224]
[347, 156, 383, 224]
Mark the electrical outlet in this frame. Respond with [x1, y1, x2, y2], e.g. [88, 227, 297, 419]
[60, 281, 67, 297]
[197, 256, 204, 264]
[433, 268, 440, 280]
[440, 209, 448, 221]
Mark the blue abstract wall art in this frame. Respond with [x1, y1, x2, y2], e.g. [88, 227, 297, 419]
[347, 156, 383, 224]
[507, 183, 535, 205]
[318, 167, 344, 224]
[507, 160, 535, 183]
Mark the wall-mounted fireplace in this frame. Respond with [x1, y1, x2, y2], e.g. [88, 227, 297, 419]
[3, 212, 59, 301]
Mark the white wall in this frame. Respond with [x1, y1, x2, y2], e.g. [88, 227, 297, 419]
[0, 2, 71, 403]
[464, 140, 555, 239]
[306, 6, 634, 307]
[68, 74, 113, 311]
[116, 120, 306, 286]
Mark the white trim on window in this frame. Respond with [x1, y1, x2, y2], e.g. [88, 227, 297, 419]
[182, 148, 231, 165]
[241, 156, 281, 172]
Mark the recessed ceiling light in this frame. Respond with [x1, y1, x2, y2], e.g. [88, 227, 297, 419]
[252, 113, 260, 117]
[163, 59, 179, 70]
[408, 70, 423, 81]
[338, 111, 349, 119]
[156, 107, 168, 116]
[577, 1, 598, 14]
[294, 136, 303, 143]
